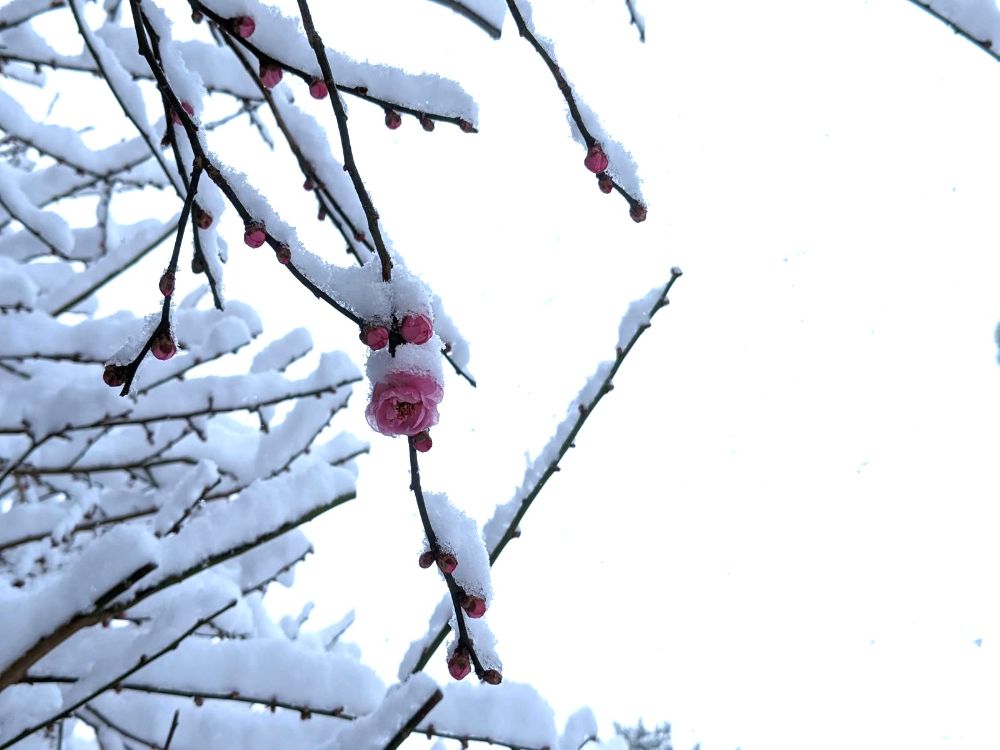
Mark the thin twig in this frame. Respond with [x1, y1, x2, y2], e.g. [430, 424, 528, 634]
[296, 0, 393, 281]
[407, 436, 491, 680]
[624, 0, 645, 42]
[902, 0, 1000, 64]
[161, 710, 180, 750]
[424, 0, 502, 38]
[504, 0, 645, 215]
[382, 689, 444, 750]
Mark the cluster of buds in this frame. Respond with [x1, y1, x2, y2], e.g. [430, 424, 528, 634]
[418, 548, 457, 574]
[446, 648, 502, 684]
[360, 313, 433, 352]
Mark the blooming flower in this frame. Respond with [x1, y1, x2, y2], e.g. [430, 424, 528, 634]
[366, 371, 443, 436]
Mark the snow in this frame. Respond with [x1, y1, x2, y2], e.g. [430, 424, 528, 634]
[917, 0, 1000, 45]
[0, 163, 74, 255]
[515, 1, 644, 201]
[423, 681, 558, 748]
[0, 524, 160, 678]
[320, 673, 438, 750]
[424, 491, 493, 604]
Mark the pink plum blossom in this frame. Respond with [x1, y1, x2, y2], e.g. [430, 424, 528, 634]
[366, 371, 443, 436]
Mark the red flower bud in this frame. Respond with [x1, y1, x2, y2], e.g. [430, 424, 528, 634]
[385, 110, 402, 130]
[309, 79, 329, 99]
[458, 119, 475, 133]
[244, 222, 266, 248]
[260, 64, 283, 89]
[598, 174, 613, 194]
[360, 325, 389, 350]
[400, 314, 433, 345]
[418, 550, 436, 569]
[275, 244, 291, 265]
[482, 669, 502, 685]
[103, 364, 126, 388]
[191, 10, 203, 23]
[195, 210, 212, 230]
[436, 552, 457, 574]
[584, 144, 609, 173]
[462, 595, 486, 619]
[412, 431, 432, 453]
[448, 650, 471, 681]
[234, 16, 255, 38]
[419, 114, 435, 132]
[170, 101, 194, 125]
[629, 203, 647, 223]
[303, 177, 315, 191]
[152, 335, 176, 361]
[191, 253, 206, 274]
[159, 272, 175, 297]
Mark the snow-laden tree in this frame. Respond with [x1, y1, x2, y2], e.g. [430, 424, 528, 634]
[0, 0, 679, 748]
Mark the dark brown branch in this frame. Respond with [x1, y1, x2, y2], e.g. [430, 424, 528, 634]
[0, 599, 237, 750]
[903, 0, 1000, 64]
[624, 0, 645, 42]
[407, 436, 493, 681]
[425, 0, 502, 38]
[382, 689, 444, 750]
[408, 268, 683, 673]
[296, 0, 393, 282]
[0, 562, 157, 693]
[504, 0, 645, 216]
[79, 706, 159, 750]
[161, 710, 180, 750]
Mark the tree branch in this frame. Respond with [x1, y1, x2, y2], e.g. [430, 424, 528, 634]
[407, 268, 683, 673]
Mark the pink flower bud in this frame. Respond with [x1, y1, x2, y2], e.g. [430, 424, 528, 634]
[360, 325, 389, 351]
[448, 651, 471, 681]
[275, 244, 291, 265]
[170, 101, 194, 125]
[630, 203, 647, 223]
[584, 144, 609, 173]
[159, 272, 174, 297]
[152, 336, 176, 361]
[260, 64, 283, 89]
[482, 669, 502, 685]
[400, 314, 433, 345]
[598, 174, 613, 194]
[244, 223, 266, 248]
[385, 110, 402, 130]
[418, 550, 435, 569]
[303, 177, 315, 191]
[195, 210, 212, 230]
[462, 596, 486, 619]
[436, 552, 457, 574]
[103, 365, 126, 388]
[458, 119, 475, 133]
[420, 114, 435, 132]
[309, 79, 329, 100]
[234, 16, 255, 38]
[412, 431, 432, 452]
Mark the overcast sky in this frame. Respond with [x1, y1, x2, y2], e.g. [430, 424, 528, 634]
[49, 0, 1000, 747]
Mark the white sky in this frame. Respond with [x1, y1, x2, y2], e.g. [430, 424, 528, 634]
[18, 0, 1000, 748]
